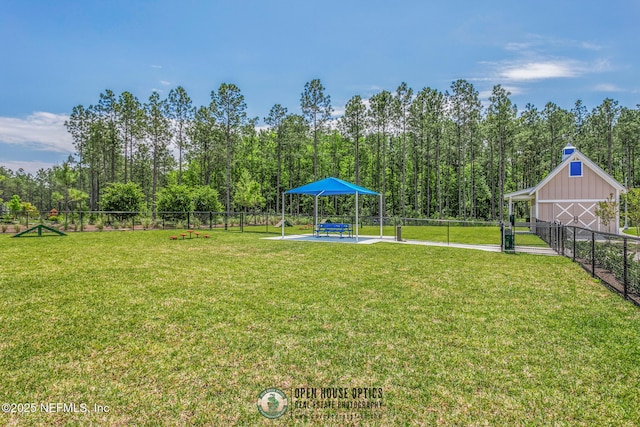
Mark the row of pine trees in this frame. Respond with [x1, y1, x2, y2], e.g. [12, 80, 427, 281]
[1, 79, 640, 221]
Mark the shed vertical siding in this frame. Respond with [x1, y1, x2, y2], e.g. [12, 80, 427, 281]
[537, 162, 617, 201]
[536, 155, 620, 233]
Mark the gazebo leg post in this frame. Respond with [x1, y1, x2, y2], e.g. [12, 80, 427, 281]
[379, 194, 383, 239]
[355, 191, 359, 242]
[314, 195, 318, 237]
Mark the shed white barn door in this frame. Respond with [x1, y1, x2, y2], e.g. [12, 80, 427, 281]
[554, 202, 597, 229]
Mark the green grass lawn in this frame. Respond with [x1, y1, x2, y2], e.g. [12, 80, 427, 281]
[1, 230, 639, 425]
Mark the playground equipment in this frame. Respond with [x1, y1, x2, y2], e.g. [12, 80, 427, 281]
[12, 224, 67, 238]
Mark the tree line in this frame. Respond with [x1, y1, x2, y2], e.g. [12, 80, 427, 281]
[1, 78, 640, 221]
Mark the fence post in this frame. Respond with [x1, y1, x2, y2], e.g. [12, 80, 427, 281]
[572, 226, 576, 262]
[209, 212, 213, 230]
[557, 225, 561, 252]
[591, 231, 595, 278]
[623, 238, 628, 299]
[240, 212, 244, 233]
[80, 211, 83, 231]
[187, 212, 191, 230]
[447, 221, 450, 245]
[560, 225, 565, 256]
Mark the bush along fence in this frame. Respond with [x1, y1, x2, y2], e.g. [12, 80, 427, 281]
[0, 210, 276, 233]
[534, 219, 640, 307]
[1, 209, 500, 243]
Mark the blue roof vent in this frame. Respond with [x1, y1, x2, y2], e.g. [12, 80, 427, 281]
[562, 143, 575, 161]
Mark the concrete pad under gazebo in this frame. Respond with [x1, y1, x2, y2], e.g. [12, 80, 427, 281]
[281, 177, 382, 242]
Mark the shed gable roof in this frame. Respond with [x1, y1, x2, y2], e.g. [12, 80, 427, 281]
[504, 149, 625, 201]
[534, 149, 625, 195]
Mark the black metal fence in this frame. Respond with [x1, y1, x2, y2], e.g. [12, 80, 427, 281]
[534, 219, 640, 307]
[1, 209, 500, 243]
[0, 210, 280, 233]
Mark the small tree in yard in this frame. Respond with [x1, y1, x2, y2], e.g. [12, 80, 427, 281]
[595, 193, 618, 230]
[100, 182, 146, 222]
[623, 188, 640, 236]
[8, 195, 22, 219]
[0, 174, 5, 201]
[233, 169, 265, 212]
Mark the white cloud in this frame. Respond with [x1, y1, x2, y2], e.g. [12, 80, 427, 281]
[499, 60, 582, 81]
[489, 35, 609, 84]
[478, 85, 523, 99]
[477, 90, 493, 100]
[160, 80, 171, 86]
[581, 41, 604, 51]
[592, 83, 624, 92]
[330, 97, 373, 120]
[151, 64, 163, 69]
[0, 160, 58, 174]
[0, 112, 73, 153]
[504, 41, 535, 51]
[332, 106, 346, 118]
[504, 34, 604, 53]
[593, 59, 612, 73]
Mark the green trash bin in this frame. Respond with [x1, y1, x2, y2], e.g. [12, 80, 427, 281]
[504, 229, 515, 251]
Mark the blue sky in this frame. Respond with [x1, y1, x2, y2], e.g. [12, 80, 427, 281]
[1, 0, 638, 173]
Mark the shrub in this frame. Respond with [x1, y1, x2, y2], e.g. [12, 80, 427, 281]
[192, 186, 223, 213]
[13, 224, 21, 233]
[100, 182, 145, 221]
[95, 220, 104, 231]
[156, 185, 193, 221]
[48, 215, 59, 223]
[1, 224, 7, 233]
[141, 217, 152, 230]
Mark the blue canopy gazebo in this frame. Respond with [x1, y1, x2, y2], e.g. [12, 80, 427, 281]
[282, 177, 382, 242]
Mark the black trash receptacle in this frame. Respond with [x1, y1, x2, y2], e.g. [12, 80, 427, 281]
[396, 225, 402, 242]
[504, 229, 515, 251]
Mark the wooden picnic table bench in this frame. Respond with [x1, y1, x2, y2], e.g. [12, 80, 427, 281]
[315, 223, 352, 238]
